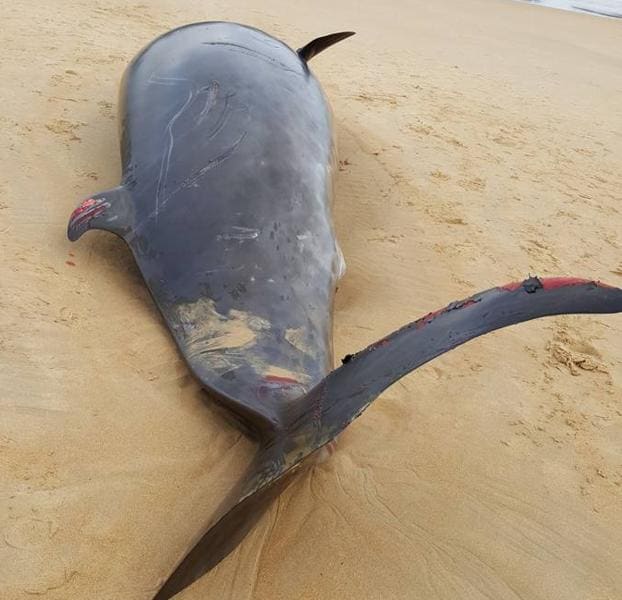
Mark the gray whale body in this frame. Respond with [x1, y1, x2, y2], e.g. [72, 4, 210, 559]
[67, 21, 622, 599]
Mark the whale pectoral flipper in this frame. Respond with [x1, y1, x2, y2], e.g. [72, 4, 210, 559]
[67, 185, 133, 242]
[151, 276, 622, 600]
[297, 31, 355, 62]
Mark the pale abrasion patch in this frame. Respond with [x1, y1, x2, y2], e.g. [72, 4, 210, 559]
[172, 299, 311, 383]
[285, 327, 311, 356]
[173, 298, 270, 370]
[313, 438, 338, 464]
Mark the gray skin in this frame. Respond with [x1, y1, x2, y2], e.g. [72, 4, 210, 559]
[67, 21, 622, 600]
[68, 22, 353, 597]
[70, 22, 350, 436]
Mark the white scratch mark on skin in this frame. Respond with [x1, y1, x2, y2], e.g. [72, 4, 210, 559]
[198, 81, 220, 124]
[149, 75, 190, 85]
[296, 231, 310, 252]
[134, 127, 247, 233]
[203, 93, 236, 141]
[154, 86, 195, 222]
[204, 265, 244, 274]
[217, 226, 260, 241]
[201, 41, 301, 74]
[167, 131, 247, 197]
[129, 76, 248, 235]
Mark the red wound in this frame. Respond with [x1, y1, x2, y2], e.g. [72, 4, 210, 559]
[69, 198, 108, 229]
[70, 198, 98, 220]
[499, 281, 523, 292]
[541, 277, 589, 290]
[500, 277, 591, 293]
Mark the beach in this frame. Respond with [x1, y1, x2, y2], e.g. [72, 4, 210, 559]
[1, 0, 621, 598]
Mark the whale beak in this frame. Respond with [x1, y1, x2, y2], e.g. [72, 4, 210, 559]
[67, 197, 110, 241]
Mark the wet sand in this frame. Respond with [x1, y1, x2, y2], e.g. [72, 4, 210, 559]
[1, 0, 621, 598]
[516, 0, 622, 19]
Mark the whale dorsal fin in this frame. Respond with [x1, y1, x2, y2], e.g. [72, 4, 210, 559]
[297, 31, 355, 62]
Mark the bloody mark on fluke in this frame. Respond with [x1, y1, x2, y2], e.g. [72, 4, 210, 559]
[414, 296, 481, 330]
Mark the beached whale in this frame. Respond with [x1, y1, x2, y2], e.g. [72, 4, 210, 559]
[67, 21, 622, 599]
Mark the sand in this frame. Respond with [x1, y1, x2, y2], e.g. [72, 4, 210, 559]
[1, 1, 621, 598]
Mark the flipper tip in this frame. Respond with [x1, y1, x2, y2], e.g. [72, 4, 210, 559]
[67, 197, 111, 241]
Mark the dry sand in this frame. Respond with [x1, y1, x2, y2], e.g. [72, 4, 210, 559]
[1, 1, 621, 598]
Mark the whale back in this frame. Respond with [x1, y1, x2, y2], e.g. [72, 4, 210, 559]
[115, 23, 341, 428]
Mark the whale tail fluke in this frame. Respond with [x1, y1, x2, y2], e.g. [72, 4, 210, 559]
[289, 276, 622, 452]
[152, 275, 622, 599]
[152, 440, 298, 600]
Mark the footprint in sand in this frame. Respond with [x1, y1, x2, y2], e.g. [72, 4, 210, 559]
[430, 170, 451, 181]
[458, 177, 486, 191]
[547, 327, 609, 377]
